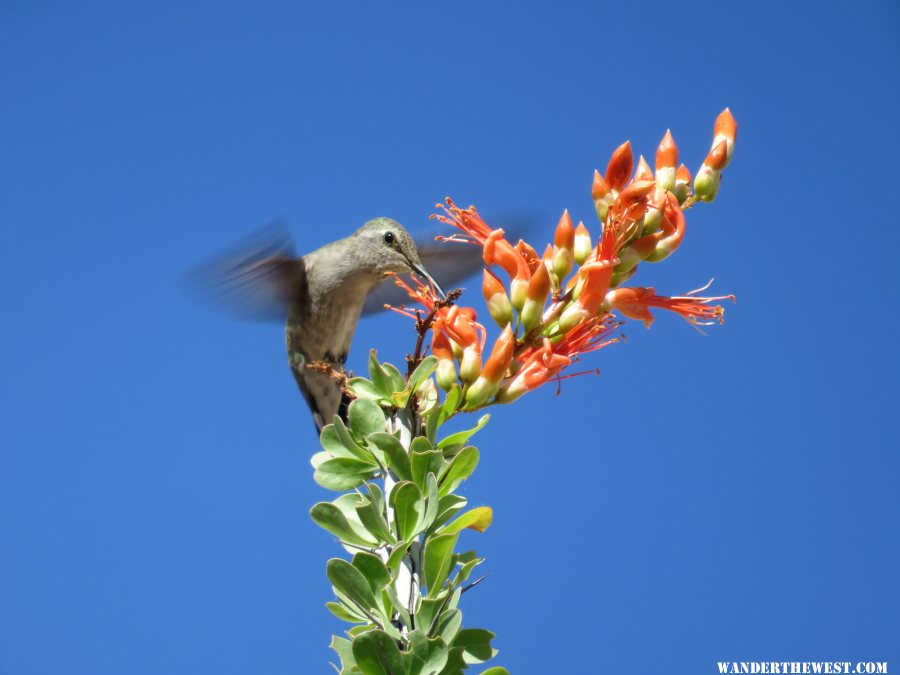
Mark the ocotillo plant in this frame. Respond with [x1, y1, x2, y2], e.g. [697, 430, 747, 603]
[309, 110, 738, 674]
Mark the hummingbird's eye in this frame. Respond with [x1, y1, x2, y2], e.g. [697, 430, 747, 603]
[383, 231, 396, 245]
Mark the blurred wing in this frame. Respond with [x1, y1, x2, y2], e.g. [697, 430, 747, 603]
[361, 209, 546, 315]
[184, 221, 305, 323]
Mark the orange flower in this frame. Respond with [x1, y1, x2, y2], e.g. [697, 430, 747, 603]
[606, 281, 734, 329]
[465, 325, 516, 407]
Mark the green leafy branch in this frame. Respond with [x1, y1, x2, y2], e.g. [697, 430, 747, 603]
[310, 351, 507, 675]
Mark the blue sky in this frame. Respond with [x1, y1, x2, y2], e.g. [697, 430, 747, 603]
[1, 1, 898, 673]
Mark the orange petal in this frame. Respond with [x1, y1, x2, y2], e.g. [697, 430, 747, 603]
[592, 169, 611, 200]
[634, 155, 654, 182]
[655, 129, 678, 171]
[605, 141, 633, 192]
[554, 209, 575, 249]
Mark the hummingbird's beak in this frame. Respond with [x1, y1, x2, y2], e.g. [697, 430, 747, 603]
[410, 262, 446, 299]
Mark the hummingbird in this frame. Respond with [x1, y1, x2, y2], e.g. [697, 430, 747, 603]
[194, 217, 471, 433]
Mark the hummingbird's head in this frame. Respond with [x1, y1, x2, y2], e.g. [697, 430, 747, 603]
[356, 218, 445, 297]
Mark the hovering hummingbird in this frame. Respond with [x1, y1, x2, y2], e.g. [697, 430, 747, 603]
[194, 217, 483, 433]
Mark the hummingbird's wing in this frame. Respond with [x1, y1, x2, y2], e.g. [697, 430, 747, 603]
[184, 221, 305, 323]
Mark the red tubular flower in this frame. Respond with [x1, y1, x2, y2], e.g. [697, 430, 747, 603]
[435, 306, 485, 384]
[606, 282, 735, 329]
[465, 325, 516, 407]
[515, 239, 542, 274]
[605, 141, 634, 192]
[497, 338, 572, 403]
[433, 198, 494, 244]
[558, 259, 616, 331]
[483, 230, 531, 311]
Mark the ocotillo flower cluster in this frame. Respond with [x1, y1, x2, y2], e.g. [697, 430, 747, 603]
[394, 109, 738, 409]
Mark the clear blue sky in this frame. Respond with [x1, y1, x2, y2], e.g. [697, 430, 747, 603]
[2, 1, 898, 673]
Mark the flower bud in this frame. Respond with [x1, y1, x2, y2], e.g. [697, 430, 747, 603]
[432, 330, 457, 391]
[573, 221, 592, 266]
[694, 140, 727, 201]
[605, 140, 633, 192]
[673, 164, 692, 204]
[593, 170, 613, 222]
[655, 129, 678, 191]
[634, 155, 654, 182]
[459, 346, 482, 384]
[465, 325, 515, 407]
[482, 268, 513, 327]
[553, 210, 575, 279]
[712, 108, 737, 167]
[521, 261, 550, 332]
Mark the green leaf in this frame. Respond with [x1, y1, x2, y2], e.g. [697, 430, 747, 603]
[407, 355, 438, 393]
[352, 552, 391, 593]
[435, 609, 462, 644]
[333, 416, 371, 457]
[368, 351, 395, 396]
[310, 502, 378, 547]
[410, 450, 443, 491]
[405, 630, 449, 675]
[385, 540, 410, 576]
[450, 629, 498, 665]
[326, 558, 378, 615]
[391, 481, 424, 541]
[410, 436, 434, 453]
[415, 597, 445, 637]
[422, 473, 440, 533]
[442, 507, 493, 535]
[347, 377, 390, 402]
[368, 432, 411, 481]
[437, 414, 490, 450]
[438, 446, 480, 496]
[383, 361, 406, 393]
[423, 532, 458, 594]
[320, 424, 365, 459]
[352, 629, 407, 675]
[450, 556, 483, 587]
[348, 398, 387, 437]
[433, 494, 468, 530]
[384, 583, 411, 631]
[479, 668, 510, 675]
[314, 457, 377, 491]
[326, 601, 367, 623]
[356, 497, 395, 544]
[330, 635, 358, 672]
